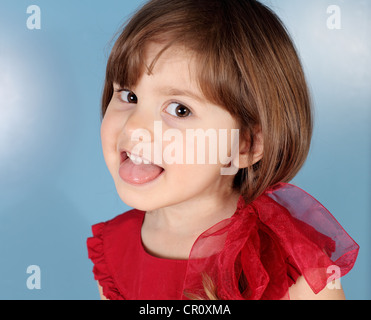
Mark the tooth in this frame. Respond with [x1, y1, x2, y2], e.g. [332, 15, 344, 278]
[134, 156, 142, 164]
[125, 151, 146, 164]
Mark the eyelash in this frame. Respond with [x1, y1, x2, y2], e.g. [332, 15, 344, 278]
[114, 88, 193, 119]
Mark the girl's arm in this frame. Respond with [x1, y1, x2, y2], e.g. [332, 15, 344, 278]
[97, 282, 108, 300]
[288, 276, 346, 300]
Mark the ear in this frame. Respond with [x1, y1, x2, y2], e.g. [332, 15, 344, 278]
[232, 126, 264, 169]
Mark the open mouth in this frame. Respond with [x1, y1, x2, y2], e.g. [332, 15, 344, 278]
[119, 150, 165, 185]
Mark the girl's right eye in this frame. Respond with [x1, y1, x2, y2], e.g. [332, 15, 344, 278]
[118, 90, 138, 104]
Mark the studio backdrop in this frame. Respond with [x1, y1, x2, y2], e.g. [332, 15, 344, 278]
[0, 0, 370, 299]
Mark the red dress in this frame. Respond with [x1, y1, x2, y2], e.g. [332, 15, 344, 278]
[87, 183, 359, 300]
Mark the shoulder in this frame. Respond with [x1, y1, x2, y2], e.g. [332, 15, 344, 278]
[87, 208, 145, 265]
[87, 208, 144, 300]
[289, 276, 346, 300]
[236, 182, 358, 300]
[107, 208, 144, 228]
[107, 208, 145, 226]
[94, 208, 145, 237]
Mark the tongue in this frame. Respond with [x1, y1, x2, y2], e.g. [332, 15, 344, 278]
[119, 158, 163, 185]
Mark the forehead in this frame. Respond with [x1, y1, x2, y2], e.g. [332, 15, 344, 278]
[142, 41, 199, 89]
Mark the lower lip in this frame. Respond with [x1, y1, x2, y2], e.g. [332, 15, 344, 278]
[118, 156, 165, 186]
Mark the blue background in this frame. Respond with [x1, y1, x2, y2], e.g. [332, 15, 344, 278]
[0, 0, 369, 299]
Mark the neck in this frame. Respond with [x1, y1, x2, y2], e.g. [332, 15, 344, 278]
[145, 190, 241, 236]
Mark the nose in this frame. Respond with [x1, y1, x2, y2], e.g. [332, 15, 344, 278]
[121, 106, 155, 147]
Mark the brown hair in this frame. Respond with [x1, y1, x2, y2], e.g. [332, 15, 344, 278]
[101, 0, 313, 205]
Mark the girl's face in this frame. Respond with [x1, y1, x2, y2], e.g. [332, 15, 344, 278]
[101, 42, 242, 211]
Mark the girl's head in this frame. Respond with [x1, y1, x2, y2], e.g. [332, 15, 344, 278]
[101, 0, 313, 209]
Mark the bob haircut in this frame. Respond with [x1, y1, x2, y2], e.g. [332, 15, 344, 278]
[101, 0, 313, 204]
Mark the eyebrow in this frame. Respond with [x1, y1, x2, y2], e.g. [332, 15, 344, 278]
[160, 87, 205, 103]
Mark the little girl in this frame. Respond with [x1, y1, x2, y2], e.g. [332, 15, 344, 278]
[87, 0, 359, 300]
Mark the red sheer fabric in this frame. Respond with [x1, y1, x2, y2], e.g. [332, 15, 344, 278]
[183, 183, 359, 300]
[87, 182, 359, 300]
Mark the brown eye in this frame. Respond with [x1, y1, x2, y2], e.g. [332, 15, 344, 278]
[120, 90, 138, 103]
[165, 103, 192, 118]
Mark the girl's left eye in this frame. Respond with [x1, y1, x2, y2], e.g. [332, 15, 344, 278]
[164, 103, 192, 118]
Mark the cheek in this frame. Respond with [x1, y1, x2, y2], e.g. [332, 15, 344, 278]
[100, 113, 119, 165]
[100, 117, 111, 151]
[180, 129, 237, 167]
[167, 164, 220, 192]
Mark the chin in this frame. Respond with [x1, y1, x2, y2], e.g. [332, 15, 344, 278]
[116, 190, 164, 212]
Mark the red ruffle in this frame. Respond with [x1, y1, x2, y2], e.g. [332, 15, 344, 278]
[183, 183, 359, 300]
[87, 222, 125, 300]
